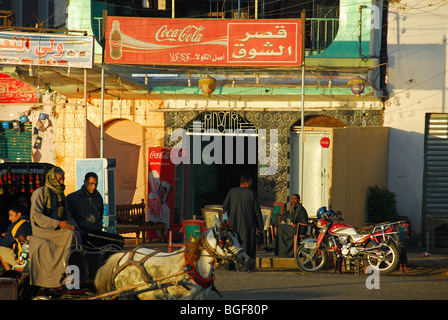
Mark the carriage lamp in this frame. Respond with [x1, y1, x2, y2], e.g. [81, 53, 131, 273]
[198, 75, 216, 97]
[348, 76, 366, 96]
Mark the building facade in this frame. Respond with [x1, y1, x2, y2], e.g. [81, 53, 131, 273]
[1, 0, 394, 234]
[386, 0, 448, 246]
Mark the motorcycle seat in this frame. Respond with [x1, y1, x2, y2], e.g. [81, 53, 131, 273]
[355, 226, 373, 234]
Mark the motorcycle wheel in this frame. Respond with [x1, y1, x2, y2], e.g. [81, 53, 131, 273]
[366, 242, 400, 275]
[295, 244, 327, 272]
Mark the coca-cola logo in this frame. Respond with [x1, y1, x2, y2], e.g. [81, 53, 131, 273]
[155, 25, 204, 43]
[150, 150, 170, 160]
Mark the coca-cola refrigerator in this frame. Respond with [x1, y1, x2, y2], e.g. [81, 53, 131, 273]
[75, 158, 116, 233]
[146, 147, 177, 240]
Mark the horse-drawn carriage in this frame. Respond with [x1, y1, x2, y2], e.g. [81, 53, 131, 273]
[2, 216, 248, 300]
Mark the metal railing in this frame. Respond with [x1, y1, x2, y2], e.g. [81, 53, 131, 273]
[305, 17, 339, 55]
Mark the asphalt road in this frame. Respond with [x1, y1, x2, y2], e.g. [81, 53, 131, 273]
[208, 269, 448, 300]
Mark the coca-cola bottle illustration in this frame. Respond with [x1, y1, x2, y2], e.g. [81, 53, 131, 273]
[109, 20, 122, 60]
[157, 181, 172, 204]
[148, 170, 162, 218]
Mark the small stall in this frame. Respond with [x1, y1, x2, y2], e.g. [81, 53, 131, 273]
[0, 162, 54, 232]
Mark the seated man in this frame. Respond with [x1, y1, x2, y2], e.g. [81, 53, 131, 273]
[29, 167, 82, 288]
[67, 172, 124, 249]
[0, 203, 32, 270]
[270, 194, 308, 258]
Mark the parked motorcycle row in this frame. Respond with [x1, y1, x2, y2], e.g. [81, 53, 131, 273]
[295, 207, 404, 275]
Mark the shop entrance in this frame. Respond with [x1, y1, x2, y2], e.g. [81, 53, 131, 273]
[180, 112, 258, 218]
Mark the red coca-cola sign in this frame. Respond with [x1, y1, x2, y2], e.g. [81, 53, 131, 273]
[155, 25, 205, 43]
[105, 17, 302, 66]
[149, 149, 170, 160]
[320, 137, 330, 148]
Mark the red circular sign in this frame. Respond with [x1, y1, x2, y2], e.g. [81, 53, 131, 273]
[320, 137, 330, 148]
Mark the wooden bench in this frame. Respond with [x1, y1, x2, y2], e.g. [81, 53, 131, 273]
[115, 199, 165, 245]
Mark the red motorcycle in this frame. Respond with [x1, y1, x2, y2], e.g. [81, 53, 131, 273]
[296, 207, 402, 275]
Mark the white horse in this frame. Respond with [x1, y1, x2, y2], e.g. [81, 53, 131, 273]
[93, 218, 249, 300]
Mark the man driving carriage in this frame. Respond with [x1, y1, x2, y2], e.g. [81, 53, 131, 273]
[28, 167, 82, 288]
[26, 167, 125, 289]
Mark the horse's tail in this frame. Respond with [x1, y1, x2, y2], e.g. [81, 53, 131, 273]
[94, 252, 124, 294]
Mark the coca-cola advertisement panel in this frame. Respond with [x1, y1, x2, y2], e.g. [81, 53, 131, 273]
[105, 17, 302, 66]
[147, 147, 175, 239]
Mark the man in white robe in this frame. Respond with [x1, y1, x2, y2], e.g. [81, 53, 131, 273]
[29, 167, 82, 288]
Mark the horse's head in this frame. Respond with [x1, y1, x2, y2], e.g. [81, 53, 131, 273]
[202, 215, 249, 270]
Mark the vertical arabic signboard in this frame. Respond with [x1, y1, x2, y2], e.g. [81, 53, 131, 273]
[105, 17, 302, 66]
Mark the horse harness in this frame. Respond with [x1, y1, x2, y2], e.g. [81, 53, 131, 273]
[109, 235, 225, 298]
[112, 248, 159, 286]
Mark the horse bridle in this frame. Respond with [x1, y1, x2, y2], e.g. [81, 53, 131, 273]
[183, 224, 241, 294]
[201, 223, 242, 263]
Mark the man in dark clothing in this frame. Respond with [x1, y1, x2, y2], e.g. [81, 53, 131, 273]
[67, 172, 124, 249]
[223, 175, 263, 271]
[0, 203, 32, 270]
[270, 194, 308, 258]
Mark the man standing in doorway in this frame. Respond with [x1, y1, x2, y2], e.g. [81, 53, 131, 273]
[223, 175, 263, 271]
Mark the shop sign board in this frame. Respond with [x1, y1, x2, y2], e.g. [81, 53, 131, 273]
[105, 17, 302, 66]
[0, 32, 94, 68]
[0, 73, 36, 103]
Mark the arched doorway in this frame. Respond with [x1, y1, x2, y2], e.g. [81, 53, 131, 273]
[103, 119, 158, 205]
[182, 111, 258, 217]
[304, 115, 346, 127]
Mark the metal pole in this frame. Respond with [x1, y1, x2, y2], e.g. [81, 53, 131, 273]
[299, 10, 306, 199]
[100, 63, 105, 158]
[101, 10, 106, 159]
[255, 0, 258, 19]
[84, 68, 87, 158]
[238, 0, 241, 18]
[299, 62, 305, 198]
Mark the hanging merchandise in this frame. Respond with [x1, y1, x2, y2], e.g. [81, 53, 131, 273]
[35, 173, 40, 189]
[33, 137, 42, 150]
[35, 119, 44, 131]
[7, 173, 11, 194]
[11, 173, 17, 195]
[0, 163, 54, 196]
[21, 174, 25, 193]
[29, 173, 34, 194]
[19, 115, 29, 123]
[11, 121, 20, 132]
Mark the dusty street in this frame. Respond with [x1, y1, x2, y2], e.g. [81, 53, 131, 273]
[209, 269, 448, 300]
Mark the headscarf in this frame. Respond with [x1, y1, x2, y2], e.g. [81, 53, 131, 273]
[43, 167, 67, 220]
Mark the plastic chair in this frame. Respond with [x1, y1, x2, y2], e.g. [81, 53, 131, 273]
[263, 202, 286, 238]
[201, 207, 222, 229]
[260, 206, 274, 248]
[293, 219, 317, 257]
[168, 219, 205, 253]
